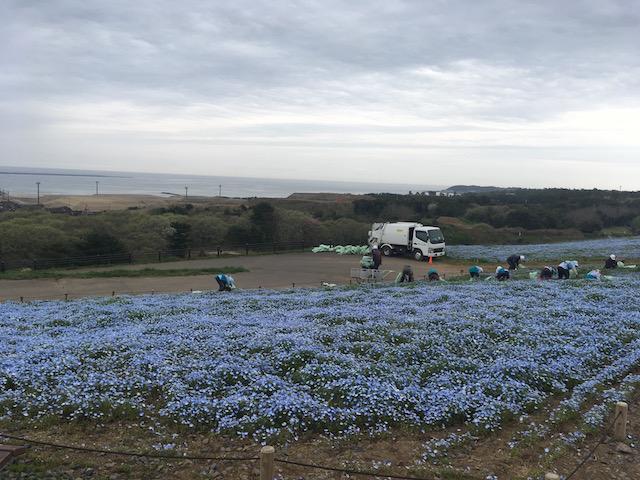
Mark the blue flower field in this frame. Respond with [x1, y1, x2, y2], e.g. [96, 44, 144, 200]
[447, 235, 640, 261]
[2, 274, 639, 442]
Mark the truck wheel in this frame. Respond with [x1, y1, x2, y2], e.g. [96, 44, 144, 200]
[413, 250, 424, 261]
[381, 245, 392, 256]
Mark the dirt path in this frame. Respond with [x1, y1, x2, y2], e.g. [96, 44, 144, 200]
[0, 253, 481, 301]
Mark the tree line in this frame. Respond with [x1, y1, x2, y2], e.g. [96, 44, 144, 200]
[0, 188, 638, 262]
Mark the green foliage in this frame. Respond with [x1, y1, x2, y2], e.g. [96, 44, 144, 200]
[250, 202, 277, 243]
[0, 188, 638, 265]
[0, 266, 247, 280]
[77, 230, 127, 256]
[168, 221, 192, 252]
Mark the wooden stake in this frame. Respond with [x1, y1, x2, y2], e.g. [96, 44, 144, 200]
[614, 401, 628, 441]
[260, 445, 275, 480]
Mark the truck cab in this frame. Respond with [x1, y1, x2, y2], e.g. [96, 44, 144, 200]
[368, 222, 446, 261]
[410, 227, 445, 260]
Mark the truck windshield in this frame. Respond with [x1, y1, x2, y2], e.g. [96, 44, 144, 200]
[428, 229, 444, 244]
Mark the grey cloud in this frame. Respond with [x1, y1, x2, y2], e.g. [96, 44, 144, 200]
[1, 0, 640, 188]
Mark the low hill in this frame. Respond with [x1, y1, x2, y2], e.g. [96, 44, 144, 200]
[445, 185, 511, 193]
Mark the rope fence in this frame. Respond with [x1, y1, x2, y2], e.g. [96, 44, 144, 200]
[545, 401, 628, 480]
[0, 402, 631, 479]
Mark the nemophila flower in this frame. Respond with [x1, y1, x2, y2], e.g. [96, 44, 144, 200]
[448, 236, 640, 261]
[1, 274, 640, 440]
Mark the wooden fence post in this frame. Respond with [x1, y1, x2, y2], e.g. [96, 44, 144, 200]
[64, 293, 68, 301]
[260, 445, 275, 480]
[245, 244, 249, 256]
[614, 401, 628, 441]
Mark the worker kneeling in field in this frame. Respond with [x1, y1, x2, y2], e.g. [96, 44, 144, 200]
[507, 254, 525, 270]
[557, 260, 579, 280]
[469, 265, 483, 279]
[585, 269, 602, 280]
[396, 265, 414, 283]
[427, 268, 440, 281]
[538, 266, 555, 280]
[215, 273, 236, 292]
[495, 266, 510, 281]
[604, 254, 620, 269]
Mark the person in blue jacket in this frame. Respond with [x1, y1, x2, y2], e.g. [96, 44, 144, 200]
[215, 274, 236, 291]
[557, 260, 579, 280]
[585, 269, 602, 280]
[495, 266, 510, 281]
[469, 265, 483, 279]
[427, 268, 440, 281]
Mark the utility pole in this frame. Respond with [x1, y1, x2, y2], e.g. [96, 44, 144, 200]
[36, 182, 40, 205]
[218, 184, 222, 197]
[95, 181, 99, 196]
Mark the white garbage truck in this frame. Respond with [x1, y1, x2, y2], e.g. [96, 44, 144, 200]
[368, 222, 446, 261]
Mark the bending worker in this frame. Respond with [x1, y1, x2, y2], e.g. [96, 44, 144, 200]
[396, 265, 414, 283]
[215, 273, 236, 292]
[469, 265, 483, 279]
[604, 254, 619, 269]
[427, 268, 440, 281]
[507, 254, 525, 271]
[495, 266, 510, 281]
[538, 265, 555, 280]
[586, 269, 602, 280]
[557, 260, 579, 280]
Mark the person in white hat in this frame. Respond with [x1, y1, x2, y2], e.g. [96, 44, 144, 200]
[604, 254, 619, 269]
[507, 254, 525, 271]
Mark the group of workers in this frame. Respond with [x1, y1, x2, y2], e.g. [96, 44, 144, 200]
[215, 247, 628, 292]
[473, 253, 624, 282]
[394, 252, 626, 285]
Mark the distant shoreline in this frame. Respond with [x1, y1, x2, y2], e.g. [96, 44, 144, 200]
[0, 171, 128, 178]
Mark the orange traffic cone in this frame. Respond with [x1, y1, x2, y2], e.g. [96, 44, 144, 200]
[428, 256, 433, 264]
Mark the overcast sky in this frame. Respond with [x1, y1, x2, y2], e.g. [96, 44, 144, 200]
[2, 0, 640, 189]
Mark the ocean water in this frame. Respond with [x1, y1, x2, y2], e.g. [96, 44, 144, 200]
[0, 166, 445, 198]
